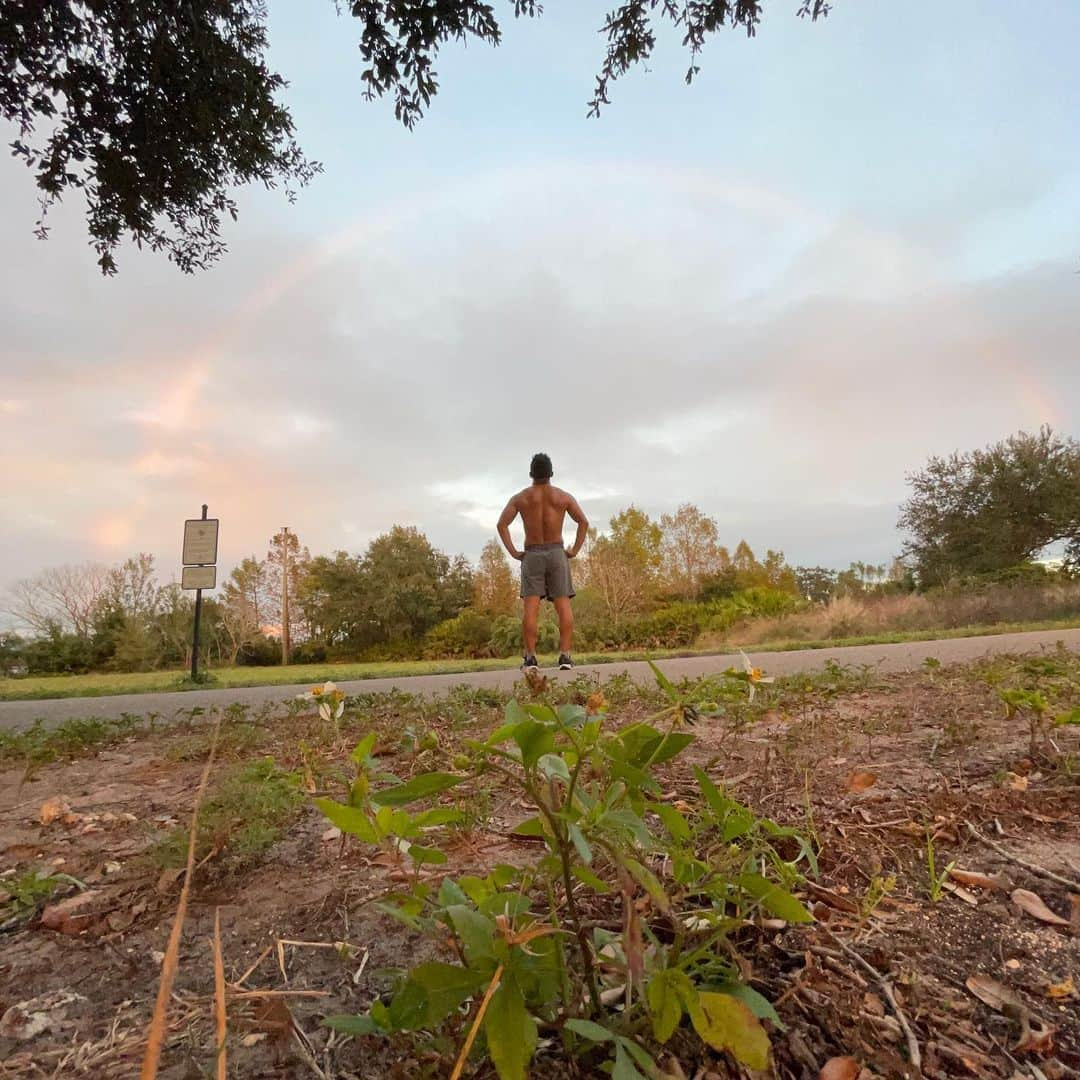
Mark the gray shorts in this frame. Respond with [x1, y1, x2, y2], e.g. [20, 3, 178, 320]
[520, 543, 575, 601]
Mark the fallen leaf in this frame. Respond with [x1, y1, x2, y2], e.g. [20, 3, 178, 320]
[846, 772, 877, 793]
[941, 880, 979, 906]
[966, 974, 1025, 1014]
[321, 826, 342, 842]
[1046, 976, 1075, 999]
[1003, 772, 1028, 792]
[156, 868, 185, 894]
[241, 1032, 268, 1047]
[253, 997, 295, 1044]
[1014, 1016, 1055, 1054]
[820, 1057, 861, 1080]
[0, 991, 85, 1041]
[40, 890, 103, 936]
[1012, 889, 1070, 927]
[948, 868, 1005, 891]
[103, 861, 122, 875]
[39, 796, 71, 825]
[151, 950, 165, 965]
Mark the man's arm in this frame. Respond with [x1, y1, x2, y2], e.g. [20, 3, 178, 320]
[565, 495, 589, 558]
[497, 497, 523, 560]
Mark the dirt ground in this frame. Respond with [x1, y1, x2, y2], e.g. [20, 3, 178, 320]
[1, 654, 1077, 1080]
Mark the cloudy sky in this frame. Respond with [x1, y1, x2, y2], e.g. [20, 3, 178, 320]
[2, 0, 1078, 596]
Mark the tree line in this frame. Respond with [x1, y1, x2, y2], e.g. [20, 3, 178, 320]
[3, 427, 1076, 675]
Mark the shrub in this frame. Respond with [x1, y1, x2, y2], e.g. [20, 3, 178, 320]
[424, 609, 496, 659]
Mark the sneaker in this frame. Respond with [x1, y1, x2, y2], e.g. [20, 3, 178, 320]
[521, 654, 539, 671]
[558, 653, 573, 671]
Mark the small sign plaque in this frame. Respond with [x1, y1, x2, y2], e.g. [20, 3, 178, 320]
[182, 565, 216, 591]
[182, 518, 219, 566]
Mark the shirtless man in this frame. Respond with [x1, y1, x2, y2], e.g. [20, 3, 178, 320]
[497, 453, 588, 671]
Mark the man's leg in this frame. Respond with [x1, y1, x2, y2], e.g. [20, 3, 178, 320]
[522, 596, 541, 658]
[552, 596, 574, 655]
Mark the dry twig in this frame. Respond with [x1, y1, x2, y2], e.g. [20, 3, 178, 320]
[140, 711, 223, 1080]
[966, 823, 1080, 892]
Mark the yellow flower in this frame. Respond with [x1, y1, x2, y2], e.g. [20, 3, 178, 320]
[311, 686, 323, 697]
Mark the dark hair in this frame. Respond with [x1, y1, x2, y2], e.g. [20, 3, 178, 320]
[529, 452, 553, 480]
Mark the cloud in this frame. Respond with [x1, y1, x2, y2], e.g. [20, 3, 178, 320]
[0, 157, 1076, 596]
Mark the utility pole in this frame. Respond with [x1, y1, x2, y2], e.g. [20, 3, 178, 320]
[280, 526, 291, 665]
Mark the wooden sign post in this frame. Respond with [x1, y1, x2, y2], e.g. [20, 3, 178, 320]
[182, 506, 219, 680]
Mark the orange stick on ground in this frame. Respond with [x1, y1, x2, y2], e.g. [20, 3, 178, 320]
[449, 964, 504, 1080]
[140, 713, 223, 1080]
[213, 907, 227, 1080]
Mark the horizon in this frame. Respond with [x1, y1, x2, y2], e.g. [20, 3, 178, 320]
[2, 0, 1078, 599]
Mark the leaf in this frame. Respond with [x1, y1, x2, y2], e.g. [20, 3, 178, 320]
[947, 867, 1005, 891]
[565, 1018, 615, 1042]
[39, 796, 71, 825]
[845, 771, 877, 793]
[642, 732, 695, 768]
[737, 873, 813, 923]
[350, 732, 378, 764]
[537, 753, 571, 783]
[512, 719, 555, 769]
[371, 772, 463, 807]
[484, 975, 537, 1080]
[623, 857, 672, 914]
[408, 962, 488, 1025]
[568, 823, 592, 865]
[690, 991, 771, 1070]
[323, 1014, 383, 1036]
[438, 878, 469, 907]
[819, 1057, 860, 1080]
[1012, 888, 1070, 926]
[966, 973, 1025, 1014]
[571, 864, 612, 893]
[718, 982, 785, 1030]
[649, 660, 678, 702]
[1046, 975, 1075, 999]
[557, 703, 588, 728]
[647, 969, 690, 1043]
[511, 816, 547, 838]
[446, 905, 496, 966]
[411, 808, 464, 829]
[654, 802, 691, 842]
[613, 1041, 650, 1080]
[314, 799, 378, 843]
[406, 844, 447, 866]
[693, 766, 729, 816]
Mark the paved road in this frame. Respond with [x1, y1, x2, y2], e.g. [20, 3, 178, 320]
[2, 627, 1078, 733]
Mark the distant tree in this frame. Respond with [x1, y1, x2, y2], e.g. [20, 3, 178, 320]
[608, 506, 664, 586]
[899, 427, 1080, 585]
[0, 632, 24, 676]
[1, 1, 830, 273]
[660, 503, 727, 599]
[795, 566, 837, 603]
[473, 539, 518, 617]
[224, 557, 273, 630]
[2, 562, 111, 636]
[103, 553, 162, 621]
[361, 526, 473, 643]
[267, 529, 309, 660]
[295, 551, 368, 646]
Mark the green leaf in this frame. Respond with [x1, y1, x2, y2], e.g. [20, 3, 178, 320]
[693, 766, 728, 816]
[717, 982, 785, 1031]
[721, 807, 756, 842]
[407, 843, 448, 865]
[446, 905, 496, 965]
[387, 977, 429, 1030]
[512, 719, 555, 769]
[557, 703, 588, 728]
[648, 660, 678, 702]
[613, 1041, 649, 1080]
[565, 1018, 615, 1042]
[568, 823, 593, 864]
[737, 873, 813, 923]
[484, 975, 537, 1080]
[323, 1013, 384, 1036]
[522, 702, 558, 724]
[653, 802, 691, 841]
[571, 864, 612, 893]
[484, 722, 518, 747]
[438, 878, 469, 907]
[408, 962, 488, 1025]
[537, 753, 571, 782]
[647, 969, 690, 1043]
[371, 772, 463, 807]
[622, 857, 671, 913]
[411, 808, 464, 829]
[511, 816, 547, 838]
[350, 732, 378, 764]
[314, 798, 378, 843]
[616, 1038, 657, 1076]
[1054, 706, 1080, 727]
[690, 990, 771, 1070]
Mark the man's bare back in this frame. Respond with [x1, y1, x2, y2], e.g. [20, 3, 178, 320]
[510, 484, 579, 547]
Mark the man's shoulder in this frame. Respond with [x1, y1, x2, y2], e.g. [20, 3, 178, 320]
[552, 486, 576, 504]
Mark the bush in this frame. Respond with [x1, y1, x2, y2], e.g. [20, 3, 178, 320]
[292, 640, 329, 664]
[423, 609, 496, 659]
[236, 634, 281, 666]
